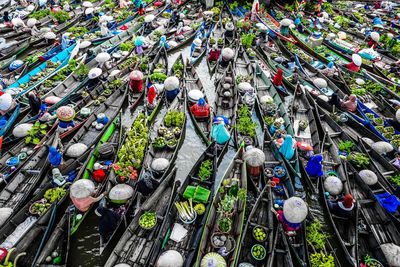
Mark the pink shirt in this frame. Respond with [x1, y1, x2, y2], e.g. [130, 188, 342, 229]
[70, 195, 103, 212]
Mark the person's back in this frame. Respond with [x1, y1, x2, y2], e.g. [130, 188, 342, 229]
[97, 206, 120, 241]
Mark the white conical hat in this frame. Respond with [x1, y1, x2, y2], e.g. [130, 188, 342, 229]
[359, 169, 378, 185]
[370, 31, 380, 42]
[79, 40, 92, 48]
[85, 7, 94, 15]
[88, 68, 102, 79]
[313, 77, 327, 89]
[352, 54, 362, 66]
[70, 179, 95, 198]
[280, 18, 293, 27]
[11, 17, 24, 27]
[283, 197, 308, 223]
[145, 14, 155, 23]
[221, 48, 234, 60]
[109, 184, 134, 201]
[156, 250, 184, 267]
[82, 1, 93, 7]
[0, 93, 13, 111]
[371, 141, 393, 154]
[27, 18, 37, 27]
[193, 38, 202, 47]
[337, 31, 347, 40]
[324, 176, 343, 195]
[164, 76, 180, 91]
[95, 52, 111, 63]
[44, 31, 56, 40]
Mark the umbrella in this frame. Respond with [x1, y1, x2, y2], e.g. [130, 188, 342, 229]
[144, 14, 155, 23]
[243, 148, 265, 167]
[130, 70, 144, 80]
[88, 68, 102, 79]
[56, 106, 75, 121]
[95, 52, 111, 63]
[70, 179, 95, 198]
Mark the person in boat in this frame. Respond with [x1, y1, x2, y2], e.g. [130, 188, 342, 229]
[294, 13, 303, 33]
[27, 91, 42, 115]
[3, 11, 12, 27]
[92, 163, 107, 183]
[272, 68, 284, 91]
[368, 32, 380, 49]
[138, 3, 145, 15]
[219, 47, 234, 69]
[129, 70, 144, 93]
[208, 44, 220, 62]
[321, 61, 338, 77]
[72, 191, 106, 212]
[345, 54, 362, 72]
[225, 22, 234, 39]
[191, 97, 210, 119]
[135, 36, 145, 55]
[274, 209, 301, 235]
[278, 134, 295, 161]
[250, 0, 259, 21]
[328, 193, 355, 217]
[191, 38, 203, 57]
[329, 93, 358, 113]
[52, 168, 67, 186]
[171, 9, 179, 25]
[372, 17, 384, 33]
[96, 200, 123, 243]
[305, 155, 323, 177]
[159, 35, 169, 50]
[211, 116, 230, 145]
[0, 92, 16, 119]
[137, 172, 160, 196]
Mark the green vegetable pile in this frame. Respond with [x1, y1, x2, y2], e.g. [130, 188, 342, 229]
[251, 244, 266, 260]
[139, 211, 157, 229]
[68, 26, 89, 38]
[338, 140, 355, 154]
[152, 136, 166, 149]
[306, 219, 335, 267]
[241, 33, 256, 48]
[25, 122, 48, 145]
[29, 9, 50, 20]
[253, 226, 267, 242]
[52, 10, 71, 23]
[172, 60, 184, 78]
[44, 187, 66, 203]
[237, 105, 257, 138]
[348, 152, 370, 169]
[114, 114, 148, 178]
[30, 202, 51, 216]
[149, 73, 167, 83]
[198, 160, 213, 181]
[164, 111, 184, 128]
[120, 42, 134, 52]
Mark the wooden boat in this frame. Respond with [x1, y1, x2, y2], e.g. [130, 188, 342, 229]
[193, 146, 246, 267]
[206, 20, 224, 74]
[0, 118, 118, 266]
[234, 184, 274, 267]
[104, 168, 179, 266]
[189, 22, 213, 66]
[212, 63, 237, 164]
[256, 11, 297, 43]
[185, 60, 212, 145]
[97, 112, 150, 254]
[68, 114, 122, 236]
[148, 142, 218, 266]
[348, 162, 400, 266]
[144, 46, 168, 122]
[233, 44, 253, 81]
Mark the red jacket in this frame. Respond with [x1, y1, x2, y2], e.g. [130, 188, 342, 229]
[191, 103, 210, 118]
[346, 62, 360, 72]
[208, 49, 220, 62]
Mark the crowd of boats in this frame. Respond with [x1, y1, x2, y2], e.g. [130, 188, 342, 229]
[0, 0, 400, 266]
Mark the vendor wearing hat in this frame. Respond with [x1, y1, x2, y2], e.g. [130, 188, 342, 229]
[56, 106, 75, 133]
[219, 48, 234, 68]
[225, 22, 234, 39]
[129, 70, 144, 93]
[368, 31, 380, 49]
[328, 193, 355, 218]
[92, 162, 106, 183]
[208, 44, 220, 62]
[0, 92, 17, 116]
[346, 54, 362, 72]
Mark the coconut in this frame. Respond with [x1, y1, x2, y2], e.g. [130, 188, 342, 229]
[352, 54, 362, 67]
[145, 14, 155, 23]
[283, 197, 308, 223]
[221, 48, 234, 61]
[0, 93, 13, 111]
[85, 7, 94, 15]
[79, 40, 92, 49]
[370, 31, 380, 42]
[164, 76, 180, 91]
[0, 207, 13, 227]
[280, 18, 292, 27]
[313, 77, 327, 89]
[371, 141, 394, 154]
[200, 252, 226, 267]
[27, 18, 37, 27]
[260, 95, 273, 105]
[361, 137, 374, 147]
[44, 31, 56, 40]
[12, 123, 33, 138]
[243, 148, 265, 167]
[88, 68, 102, 79]
[156, 250, 184, 267]
[70, 179, 95, 198]
[65, 143, 88, 158]
[151, 158, 170, 172]
[238, 82, 252, 93]
[358, 169, 378, 186]
[381, 243, 400, 267]
[324, 176, 343, 195]
[337, 31, 347, 40]
[109, 70, 121, 77]
[95, 52, 111, 63]
[187, 89, 204, 103]
[109, 184, 134, 203]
